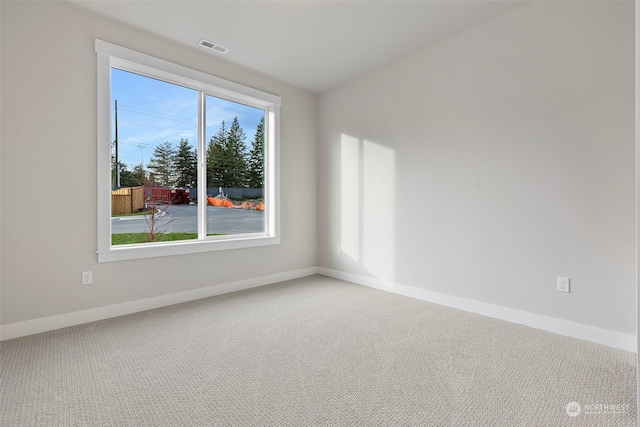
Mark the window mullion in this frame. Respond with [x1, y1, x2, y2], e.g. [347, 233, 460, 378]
[198, 91, 207, 240]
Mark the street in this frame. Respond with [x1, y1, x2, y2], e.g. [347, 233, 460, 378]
[111, 204, 264, 235]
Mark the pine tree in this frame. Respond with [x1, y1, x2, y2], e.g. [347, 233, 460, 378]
[117, 162, 140, 188]
[174, 138, 197, 188]
[147, 141, 176, 187]
[246, 116, 265, 188]
[207, 121, 228, 189]
[207, 117, 249, 189]
[226, 116, 248, 187]
[131, 164, 146, 186]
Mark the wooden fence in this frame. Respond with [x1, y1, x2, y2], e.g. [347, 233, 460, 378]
[112, 186, 145, 215]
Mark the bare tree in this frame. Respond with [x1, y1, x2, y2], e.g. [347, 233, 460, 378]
[143, 174, 176, 242]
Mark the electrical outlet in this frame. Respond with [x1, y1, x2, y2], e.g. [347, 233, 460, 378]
[557, 276, 570, 293]
[82, 271, 93, 285]
[337, 246, 342, 255]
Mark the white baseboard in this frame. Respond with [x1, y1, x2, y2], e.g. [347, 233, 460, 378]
[3, 266, 635, 353]
[0, 267, 319, 341]
[317, 267, 637, 353]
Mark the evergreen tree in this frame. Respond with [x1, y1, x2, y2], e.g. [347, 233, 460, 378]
[207, 117, 249, 189]
[174, 138, 197, 187]
[226, 116, 248, 187]
[207, 121, 228, 189]
[117, 162, 140, 188]
[112, 157, 141, 189]
[131, 164, 146, 186]
[246, 117, 265, 188]
[147, 141, 176, 187]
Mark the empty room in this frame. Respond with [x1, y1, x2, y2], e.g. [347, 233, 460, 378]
[0, 1, 637, 426]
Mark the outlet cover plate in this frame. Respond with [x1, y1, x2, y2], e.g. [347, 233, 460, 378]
[82, 271, 93, 285]
[557, 276, 570, 293]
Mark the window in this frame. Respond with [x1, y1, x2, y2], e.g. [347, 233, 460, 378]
[96, 40, 281, 262]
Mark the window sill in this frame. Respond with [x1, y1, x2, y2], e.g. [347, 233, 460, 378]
[97, 235, 281, 262]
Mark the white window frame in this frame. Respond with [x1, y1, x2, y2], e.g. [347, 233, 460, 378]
[95, 39, 281, 262]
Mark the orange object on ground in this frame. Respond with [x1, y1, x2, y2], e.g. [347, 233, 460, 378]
[208, 195, 263, 210]
[207, 196, 234, 208]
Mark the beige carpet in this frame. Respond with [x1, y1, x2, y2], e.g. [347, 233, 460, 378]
[1, 275, 636, 426]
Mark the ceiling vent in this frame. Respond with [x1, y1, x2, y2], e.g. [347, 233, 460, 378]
[198, 38, 229, 54]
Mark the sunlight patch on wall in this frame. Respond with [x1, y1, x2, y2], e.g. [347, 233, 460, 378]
[362, 140, 395, 280]
[340, 134, 395, 281]
[341, 134, 361, 262]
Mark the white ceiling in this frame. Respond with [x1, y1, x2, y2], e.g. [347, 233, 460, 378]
[71, 0, 530, 93]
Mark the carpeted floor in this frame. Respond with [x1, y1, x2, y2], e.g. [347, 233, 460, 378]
[1, 275, 636, 426]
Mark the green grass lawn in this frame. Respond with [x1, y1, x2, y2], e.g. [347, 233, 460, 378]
[112, 210, 151, 218]
[111, 232, 197, 245]
[112, 232, 224, 245]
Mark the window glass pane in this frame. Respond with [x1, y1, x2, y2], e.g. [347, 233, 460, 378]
[111, 68, 199, 245]
[205, 95, 266, 236]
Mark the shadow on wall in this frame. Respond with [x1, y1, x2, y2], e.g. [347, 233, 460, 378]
[340, 133, 396, 283]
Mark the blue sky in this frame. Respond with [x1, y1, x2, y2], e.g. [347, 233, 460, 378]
[111, 68, 264, 168]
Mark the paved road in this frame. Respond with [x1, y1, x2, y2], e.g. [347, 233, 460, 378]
[112, 204, 264, 235]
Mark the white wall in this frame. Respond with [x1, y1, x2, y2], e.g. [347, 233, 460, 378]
[0, 0, 635, 344]
[636, 0, 640, 413]
[319, 1, 635, 335]
[0, 1, 318, 326]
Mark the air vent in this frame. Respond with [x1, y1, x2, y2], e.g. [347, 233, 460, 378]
[198, 38, 229, 54]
